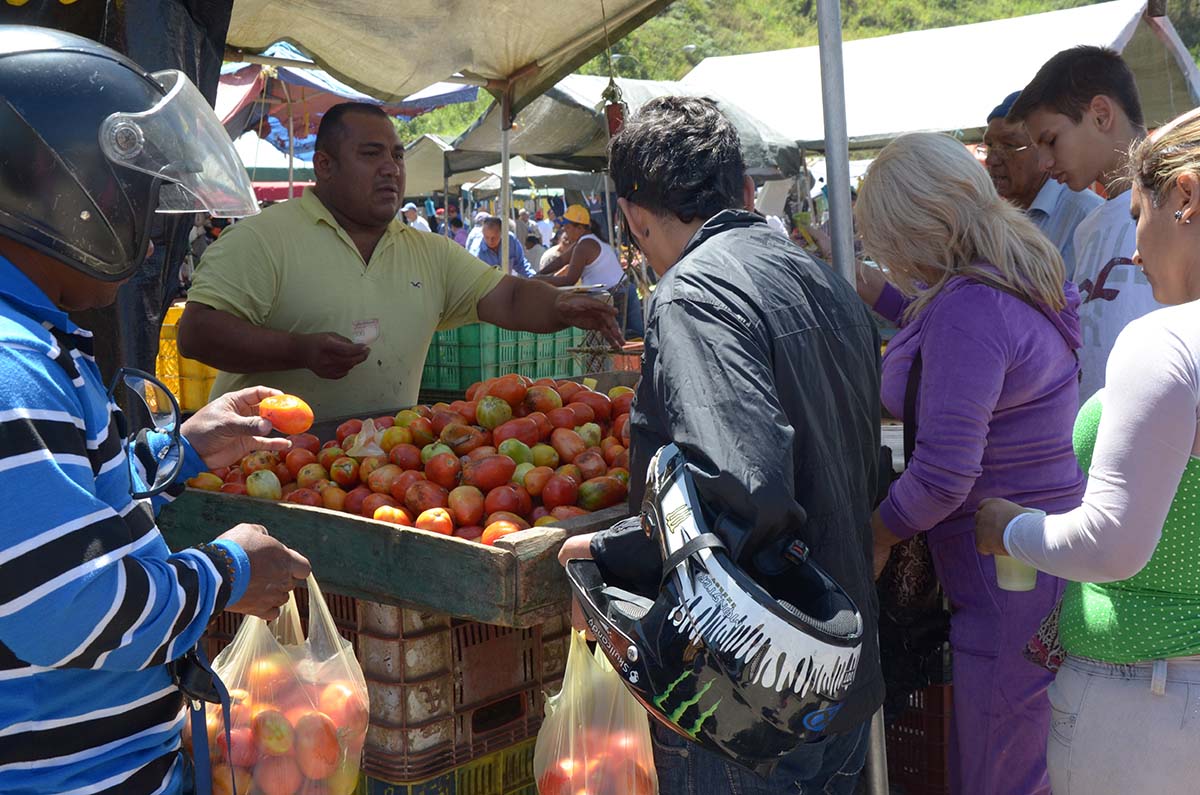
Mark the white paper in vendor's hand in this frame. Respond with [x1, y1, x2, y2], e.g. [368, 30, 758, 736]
[352, 318, 380, 346]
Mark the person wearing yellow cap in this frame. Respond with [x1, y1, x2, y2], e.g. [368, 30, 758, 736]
[535, 204, 642, 337]
[535, 204, 624, 288]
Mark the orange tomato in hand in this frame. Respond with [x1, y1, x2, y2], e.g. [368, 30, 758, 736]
[258, 394, 314, 434]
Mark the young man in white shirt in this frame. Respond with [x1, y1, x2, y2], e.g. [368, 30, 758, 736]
[1008, 46, 1162, 402]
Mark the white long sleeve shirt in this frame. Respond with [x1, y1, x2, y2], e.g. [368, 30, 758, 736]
[1005, 300, 1200, 582]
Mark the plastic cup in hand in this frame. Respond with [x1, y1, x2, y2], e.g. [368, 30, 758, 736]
[994, 509, 1043, 591]
[995, 555, 1038, 591]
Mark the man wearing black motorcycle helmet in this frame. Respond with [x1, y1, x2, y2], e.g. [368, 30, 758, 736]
[558, 96, 884, 794]
[0, 27, 310, 795]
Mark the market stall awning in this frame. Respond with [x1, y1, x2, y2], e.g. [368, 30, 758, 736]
[682, 0, 1200, 150]
[448, 74, 800, 176]
[468, 157, 614, 196]
[234, 132, 315, 182]
[219, 42, 479, 159]
[254, 181, 315, 201]
[402, 134, 490, 197]
[225, 0, 673, 116]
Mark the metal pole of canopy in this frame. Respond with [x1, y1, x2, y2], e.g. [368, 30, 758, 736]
[500, 91, 513, 274]
[602, 172, 614, 245]
[817, 9, 888, 793]
[816, 0, 856, 287]
[287, 117, 296, 200]
[280, 81, 296, 200]
[443, 162, 451, 238]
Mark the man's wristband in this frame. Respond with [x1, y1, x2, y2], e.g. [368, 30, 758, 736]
[195, 542, 237, 611]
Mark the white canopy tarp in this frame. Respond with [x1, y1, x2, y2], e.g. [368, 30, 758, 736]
[403, 134, 489, 197]
[682, 0, 1200, 150]
[449, 73, 801, 176]
[234, 132, 314, 182]
[468, 157, 614, 196]
[226, 0, 673, 115]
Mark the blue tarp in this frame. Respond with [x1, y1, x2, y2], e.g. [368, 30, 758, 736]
[221, 42, 478, 160]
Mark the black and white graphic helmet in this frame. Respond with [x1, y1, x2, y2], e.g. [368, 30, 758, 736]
[565, 443, 863, 776]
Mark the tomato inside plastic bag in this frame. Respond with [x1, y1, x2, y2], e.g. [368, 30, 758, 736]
[186, 575, 368, 795]
[534, 630, 659, 795]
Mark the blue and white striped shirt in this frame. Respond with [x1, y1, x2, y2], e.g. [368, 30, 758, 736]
[0, 255, 250, 795]
[1027, 178, 1104, 282]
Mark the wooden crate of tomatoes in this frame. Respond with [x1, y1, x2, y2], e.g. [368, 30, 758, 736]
[158, 372, 640, 628]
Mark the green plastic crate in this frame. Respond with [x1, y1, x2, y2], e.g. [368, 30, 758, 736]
[422, 323, 571, 392]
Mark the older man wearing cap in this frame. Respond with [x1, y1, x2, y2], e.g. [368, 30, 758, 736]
[465, 209, 489, 251]
[400, 201, 432, 232]
[983, 90, 1101, 279]
[469, 215, 535, 277]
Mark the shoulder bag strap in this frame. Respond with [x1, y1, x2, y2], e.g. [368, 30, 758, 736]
[902, 348, 922, 465]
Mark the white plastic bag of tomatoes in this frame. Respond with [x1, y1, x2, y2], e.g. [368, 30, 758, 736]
[534, 630, 658, 795]
[189, 575, 369, 795]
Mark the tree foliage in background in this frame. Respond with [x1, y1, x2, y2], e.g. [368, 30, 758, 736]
[394, 93, 494, 146]
[398, 0, 1200, 142]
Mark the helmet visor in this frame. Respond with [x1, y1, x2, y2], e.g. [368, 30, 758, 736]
[99, 69, 259, 218]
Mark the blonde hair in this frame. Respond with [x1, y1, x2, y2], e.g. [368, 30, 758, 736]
[855, 132, 1066, 320]
[1126, 106, 1200, 206]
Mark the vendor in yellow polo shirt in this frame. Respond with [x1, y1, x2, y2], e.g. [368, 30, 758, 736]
[179, 103, 620, 418]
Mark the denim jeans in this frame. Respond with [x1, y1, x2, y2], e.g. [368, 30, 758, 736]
[650, 720, 869, 795]
[1046, 654, 1200, 795]
[613, 280, 644, 339]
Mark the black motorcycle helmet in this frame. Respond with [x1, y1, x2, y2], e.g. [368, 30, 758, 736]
[565, 443, 864, 777]
[0, 26, 258, 282]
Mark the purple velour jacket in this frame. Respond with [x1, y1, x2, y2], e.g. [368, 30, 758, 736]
[875, 273, 1085, 542]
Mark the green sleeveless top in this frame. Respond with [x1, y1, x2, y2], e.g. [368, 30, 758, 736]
[1060, 392, 1200, 663]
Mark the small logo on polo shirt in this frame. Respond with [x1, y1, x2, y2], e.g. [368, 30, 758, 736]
[411, 280, 422, 289]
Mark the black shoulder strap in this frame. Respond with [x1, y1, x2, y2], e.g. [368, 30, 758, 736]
[903, 349, 922, 465]
[660, 532, 727, 589]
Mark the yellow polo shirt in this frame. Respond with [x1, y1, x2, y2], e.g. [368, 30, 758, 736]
[188, 190, 504, 418]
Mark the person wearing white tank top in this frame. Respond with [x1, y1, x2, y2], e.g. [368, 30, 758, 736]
[535, 203, 643, 337]
[533, 204, 623, 288]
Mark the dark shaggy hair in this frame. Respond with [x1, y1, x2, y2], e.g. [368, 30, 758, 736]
[1008, 46, 1144, 129]
[608, 96, 745, 223]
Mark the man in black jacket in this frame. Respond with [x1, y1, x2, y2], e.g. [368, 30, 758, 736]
[558, 97, 883, 794]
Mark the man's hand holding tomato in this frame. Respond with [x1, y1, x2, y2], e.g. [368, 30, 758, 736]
[184, 388, 314, 620]
[181, 386, 293, 469]
[558, 532, 596, 639]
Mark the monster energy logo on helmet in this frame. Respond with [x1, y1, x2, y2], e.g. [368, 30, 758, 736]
[653, 669, 722, 738]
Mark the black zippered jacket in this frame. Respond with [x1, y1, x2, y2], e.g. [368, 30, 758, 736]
[591, 210, 884, 734]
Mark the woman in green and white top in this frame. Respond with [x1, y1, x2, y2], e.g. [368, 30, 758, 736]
[974, 107, 1200, 794]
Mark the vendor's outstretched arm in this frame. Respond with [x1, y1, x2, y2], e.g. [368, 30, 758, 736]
[478, 275, 622, 346]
